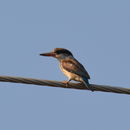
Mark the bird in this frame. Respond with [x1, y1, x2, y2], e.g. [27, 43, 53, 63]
[40, 48, 93, 91]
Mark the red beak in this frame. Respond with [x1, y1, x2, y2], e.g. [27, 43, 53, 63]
[40, 52, 56, 57]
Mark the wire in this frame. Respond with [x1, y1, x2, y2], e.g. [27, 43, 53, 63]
[0, 75, 129, 95]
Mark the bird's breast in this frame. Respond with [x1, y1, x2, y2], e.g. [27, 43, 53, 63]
[59, 63, 82, 82]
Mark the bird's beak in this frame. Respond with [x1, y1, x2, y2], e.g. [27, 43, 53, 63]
[40, 52, 56, 57]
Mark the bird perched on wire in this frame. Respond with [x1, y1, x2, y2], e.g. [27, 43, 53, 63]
[40, 48, 93, 91]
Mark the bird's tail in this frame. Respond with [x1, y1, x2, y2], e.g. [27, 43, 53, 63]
[81, 77, 94, 92]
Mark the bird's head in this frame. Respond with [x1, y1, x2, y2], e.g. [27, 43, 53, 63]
[40, 48, 73, 60]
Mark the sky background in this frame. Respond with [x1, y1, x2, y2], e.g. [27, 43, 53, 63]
[0, 0, 130, 130]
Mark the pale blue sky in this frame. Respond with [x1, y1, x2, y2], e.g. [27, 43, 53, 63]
[0, 0, 130, 130]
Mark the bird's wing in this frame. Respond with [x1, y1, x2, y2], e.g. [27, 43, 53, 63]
[61, 58, 90, 79]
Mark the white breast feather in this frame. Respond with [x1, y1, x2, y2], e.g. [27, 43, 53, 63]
[60, 64, 81, 81]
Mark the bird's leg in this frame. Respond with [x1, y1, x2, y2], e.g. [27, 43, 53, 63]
[66, 79, 71, 87]
[63, 79, 71, 87]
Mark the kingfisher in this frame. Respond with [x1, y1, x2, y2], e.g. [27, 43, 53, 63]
[40, 48, 93, 91]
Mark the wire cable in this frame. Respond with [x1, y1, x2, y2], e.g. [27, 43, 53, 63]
[0, 75, 129, 95]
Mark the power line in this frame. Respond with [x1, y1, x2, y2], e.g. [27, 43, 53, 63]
[0, 75, 129, 95]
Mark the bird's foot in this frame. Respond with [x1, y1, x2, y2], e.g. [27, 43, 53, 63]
[62, 81, 70, 87]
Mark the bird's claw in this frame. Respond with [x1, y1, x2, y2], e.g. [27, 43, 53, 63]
[62, 81, 69, 87]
